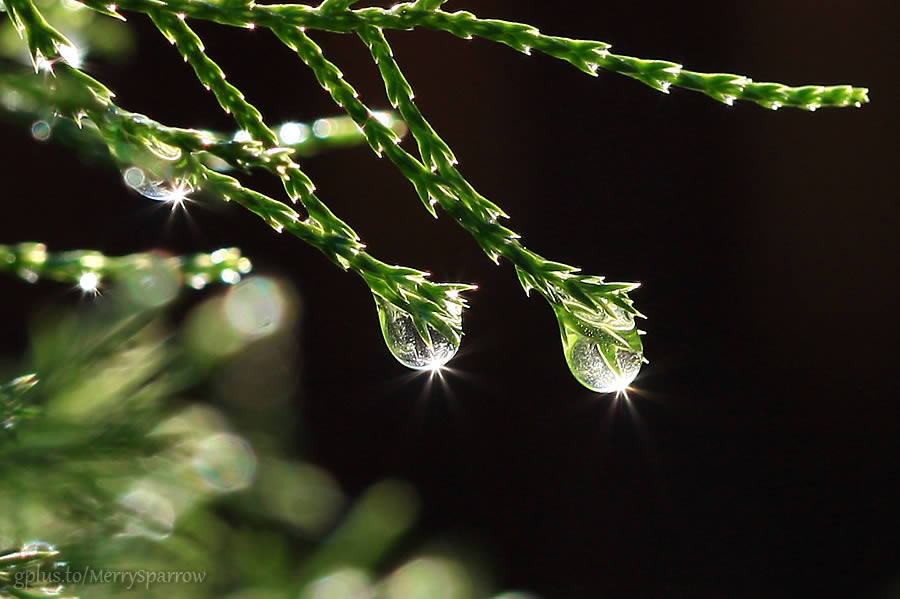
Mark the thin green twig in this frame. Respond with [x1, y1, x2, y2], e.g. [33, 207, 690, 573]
[72, 0, 869, 110]
[3, 0, 473, 344]
[0, 243, 253, 289]
[277, 24, 643, 358]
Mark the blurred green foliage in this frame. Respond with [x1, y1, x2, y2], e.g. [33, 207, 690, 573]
[0, 268, 522, 598]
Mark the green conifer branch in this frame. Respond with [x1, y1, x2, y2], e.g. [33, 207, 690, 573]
[0, 70, 400, 167]
[71, 0, 868, 110]
[149, 11, 345, 236]
[147, 13, 472, 343]
[0, 243, 254, 289]
[3, 0, 869, 377]
[279, 24, 643, 359]
[3, 0, 473, 345]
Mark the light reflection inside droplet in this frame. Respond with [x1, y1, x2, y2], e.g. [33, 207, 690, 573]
[122, 166, 193, 203]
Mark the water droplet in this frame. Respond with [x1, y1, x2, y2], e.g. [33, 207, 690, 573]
[21, 541, 56, 555]
[122, 166, 192, 202]
[0, 1, 6, 12]
[375, 296, 459, 370]
[191, 432, 257, 492]
[233, 129, 252, 142]
[565, 336, 642, 393]
[30, 120, 51, 141]
[557, 312, 643, 393]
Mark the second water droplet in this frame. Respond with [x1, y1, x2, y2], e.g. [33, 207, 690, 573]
[565, 334, 642, 393]
[375, 295, 459, 370]
[557, 309, 643, 394]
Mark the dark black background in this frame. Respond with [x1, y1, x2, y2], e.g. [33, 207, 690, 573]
[1, 2, 898, 597]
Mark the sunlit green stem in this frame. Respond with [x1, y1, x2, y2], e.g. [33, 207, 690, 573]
[5, 0, 472, 344]
[74, 0, 869, 110]
[0, 243, 253, 288]
[279, 25, 642, 361]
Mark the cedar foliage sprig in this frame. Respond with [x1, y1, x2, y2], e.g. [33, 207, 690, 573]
[0, 243, 253, 289]
[1, 0, 868, 376]
[2, 0, 472, 346]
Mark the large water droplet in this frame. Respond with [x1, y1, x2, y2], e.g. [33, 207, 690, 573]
[375, 296, 459, 370]
[565, 335, 642, 393]
[122, 166, 192, 202]
[558, 312, 643, 393]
